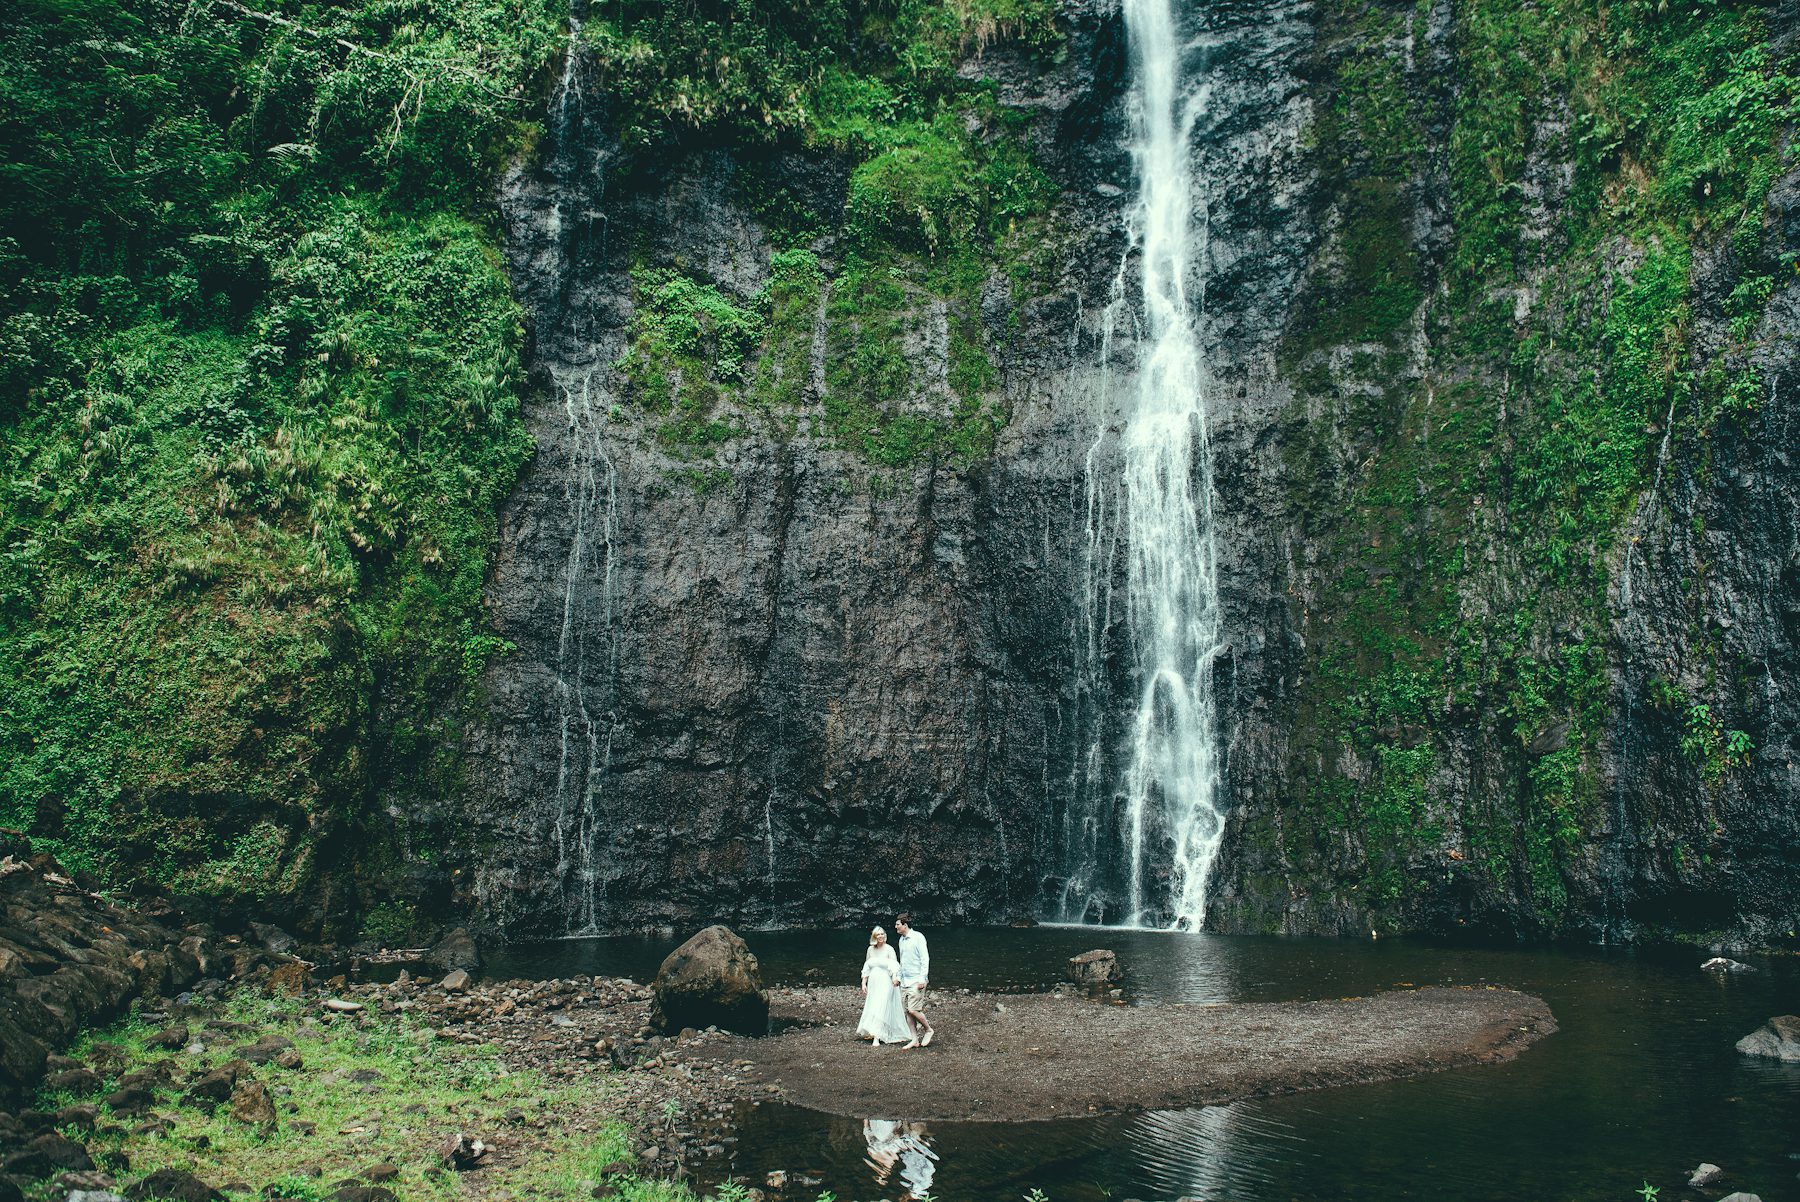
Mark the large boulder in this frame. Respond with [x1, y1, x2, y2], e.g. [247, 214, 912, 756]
[649, 926, 767, 1036]
[1067, 949, 1121, 987]
[1734, 1015, 1800, 1061]
[427, 928, 481, 974]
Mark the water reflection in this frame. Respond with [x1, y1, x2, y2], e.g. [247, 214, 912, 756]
[493, 929, 1800, 1202]
[862, 1120, 938, 1199]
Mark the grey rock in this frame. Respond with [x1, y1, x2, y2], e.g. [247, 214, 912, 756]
[66, 1192, 127, 1202]
[1067, 949, 1121, 986]
[428, 929, 481, 973]
[1736, 1016, 1800, 1061]
[440, 970, 471, 993]
[1690, 1164, 1725, 1188]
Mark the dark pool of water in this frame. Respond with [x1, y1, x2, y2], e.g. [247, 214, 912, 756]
[489, 929, 1800, 1202]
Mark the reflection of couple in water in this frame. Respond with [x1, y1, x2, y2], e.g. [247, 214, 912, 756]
[855, 913, 934, 1049]
[863, 1119, 937, 1198]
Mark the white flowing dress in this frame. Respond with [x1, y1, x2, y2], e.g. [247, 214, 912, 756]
[856, 945, 911, 1044]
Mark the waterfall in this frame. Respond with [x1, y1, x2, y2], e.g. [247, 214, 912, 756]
[519, 3, 625, 936]
[550, 365, 621, 936]
[1069, 0, 1227, 929]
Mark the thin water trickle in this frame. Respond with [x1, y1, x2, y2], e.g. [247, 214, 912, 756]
[550, 365, 621, 936]
[1070, 0, 1227, 929]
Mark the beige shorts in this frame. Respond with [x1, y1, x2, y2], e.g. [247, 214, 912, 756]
[902, 985, 927, 1014]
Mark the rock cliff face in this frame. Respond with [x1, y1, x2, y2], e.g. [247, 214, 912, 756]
[463, 0, 1800, 943]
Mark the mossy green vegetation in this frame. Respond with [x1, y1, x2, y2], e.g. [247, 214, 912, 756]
[599, 0, 1062, 470]
[35, 991, 704, 1202]
[0, 0, 559, 920]
[0, 0, 1066, 917]
[1277, 0, 1797, 930]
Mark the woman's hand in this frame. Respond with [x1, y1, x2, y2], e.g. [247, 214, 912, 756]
[860, 984, 867, 996]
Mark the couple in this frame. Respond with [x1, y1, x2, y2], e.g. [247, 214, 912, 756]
[856, 913, 934, 1049]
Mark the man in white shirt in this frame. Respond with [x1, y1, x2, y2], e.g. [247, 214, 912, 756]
[894, 912, 934, 1048]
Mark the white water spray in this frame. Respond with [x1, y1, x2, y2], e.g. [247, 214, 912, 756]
[1080, 0, 1228, 929]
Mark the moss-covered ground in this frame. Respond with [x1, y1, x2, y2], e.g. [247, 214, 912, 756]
[28, 992, 701, 1202]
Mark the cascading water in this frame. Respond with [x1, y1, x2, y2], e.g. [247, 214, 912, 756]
[538, 8, 623, 935]
[1066, 0, 1227, 930]
[549, 364, 620, 936]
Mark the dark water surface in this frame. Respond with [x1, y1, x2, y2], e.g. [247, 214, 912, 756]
[489, 930, 1800, 1202]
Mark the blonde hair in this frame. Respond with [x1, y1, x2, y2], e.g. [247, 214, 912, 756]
[868, 925, 887, 945]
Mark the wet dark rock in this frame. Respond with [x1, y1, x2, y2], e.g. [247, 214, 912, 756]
[649, 927, 768, 1037]
[101, 1086, 157, 1116]
[144, 1027, 188, 1051]
[0, 1177, 21, 1202]
[248, 924, 295, 956]
[427, 929, 481, 973]
[0, 856, 194, 1108]
[228, 1082, 277, 1127]
[43, 1068, 104, 1094]
[26, 1132, 92, 1172]
[1066, 949, 1121, 987]
[1735, 1016, 1800, 1061]
[232, 1035, 294, 1065]
[124, 1169, 223, 1202]
[56, 1104, 99, 1131]
[324, 1188, 395, 1202]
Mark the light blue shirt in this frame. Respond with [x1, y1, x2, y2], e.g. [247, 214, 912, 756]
[897, 929, 930, 986]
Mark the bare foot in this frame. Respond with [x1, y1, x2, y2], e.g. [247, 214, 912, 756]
[901, 1039, 920, 1050]
[921, 1029, 934, 1047]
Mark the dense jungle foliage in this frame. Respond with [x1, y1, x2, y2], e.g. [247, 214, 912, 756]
[1264, 0, 1798, 933]
[0, 0, 1061, 928]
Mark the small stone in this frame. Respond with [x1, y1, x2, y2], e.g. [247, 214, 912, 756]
[229, 1083, 277, 1127]
[1717, 1195, 1762, 1202]
[57, 1170, 114, 1191]
[1691, 1164, 1726, 1188]
[322, 999, 362, 1014]
[765, 1170, 788, 1188]
[440, 970, 471, 993]
[439, 1133, 490, 1171]
[273, 1049, 303, 1070]
[66, 1192, 127, 1202]
[145, 1027, 189, 1051]
[358, 1165, 399, 1184]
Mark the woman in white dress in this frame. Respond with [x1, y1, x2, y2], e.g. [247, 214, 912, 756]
[856, 926, 912, 1046]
